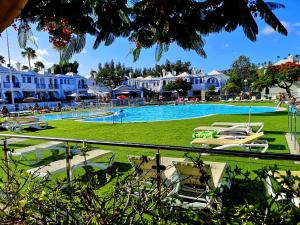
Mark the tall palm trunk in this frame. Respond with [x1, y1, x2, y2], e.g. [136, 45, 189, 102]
[28, 56, 31, 70]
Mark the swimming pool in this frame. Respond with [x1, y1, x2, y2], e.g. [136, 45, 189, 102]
[81, 104, 277, 123]
[38, 110, 105, 121]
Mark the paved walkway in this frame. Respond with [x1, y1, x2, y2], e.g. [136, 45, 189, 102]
[0, 138, 27, 145]
[285, 133, 300, 164]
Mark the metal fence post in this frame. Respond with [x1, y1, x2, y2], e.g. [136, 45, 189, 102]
[3, 139, 10, 181]
[155, 152, 163, 220]
[65, 142, 72, 186]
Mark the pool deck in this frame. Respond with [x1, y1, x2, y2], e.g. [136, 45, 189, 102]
[285, 133, 300, 164]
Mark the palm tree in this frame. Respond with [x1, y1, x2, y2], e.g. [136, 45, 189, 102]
[34, 61, 45, 72]
[15, 62, 21, 71]
[21, 47, 37, 70]
[0, 55, 5, 65]
[21, 65, 29, 71]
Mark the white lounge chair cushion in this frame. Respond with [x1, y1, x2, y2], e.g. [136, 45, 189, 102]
[28, 149, 114, 177]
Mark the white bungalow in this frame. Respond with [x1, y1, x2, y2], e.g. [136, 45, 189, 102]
[0, 65, 90, 101]
[125, 69, 229, 97]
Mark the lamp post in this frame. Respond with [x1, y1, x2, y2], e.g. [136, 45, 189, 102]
[6, 29, 14, 104]
[244, 79, 248, 93]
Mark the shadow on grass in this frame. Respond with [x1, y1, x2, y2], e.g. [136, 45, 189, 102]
[223, 178, 266, 208]
[268, 144, 287, 151]
[263, 137, 276, 142]
[24, 126, 56, 132]
[264, 130, 287, 135]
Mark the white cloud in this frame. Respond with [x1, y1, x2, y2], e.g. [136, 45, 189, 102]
[294, 22, 300, 27]
[82, 48, 87, 54]
[36, 49, 49, 57]
[262, 26, 276, 35]
[262, 21, 290, 35]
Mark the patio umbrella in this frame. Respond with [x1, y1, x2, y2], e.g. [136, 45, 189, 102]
[23, 97, 39, 102]
[117, 95, 128, 100]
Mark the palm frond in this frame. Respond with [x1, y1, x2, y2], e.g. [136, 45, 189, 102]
[133, 47, 141, 62]
[104, 33, 115, 46]
[256, 0, 287, 36]
[18, 28, 28, 49]
[265, 2, 285, 10]
[191, 35, 206, 58]
[155, 43, 163, 62]
[17, 23, 38, 48]
[61, 34, 86, 62]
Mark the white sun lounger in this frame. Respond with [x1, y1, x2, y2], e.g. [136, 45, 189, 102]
[28, 149, 115, 177]
[191, 132, 268, 153]
[266, 170, 300, 207]
[8, 141, 65, 161]
[193, 125, 252, 135]
[165, 161, 230, 209]
[211, 122, 264, 133]
[128, 156, 186, 184]
[3, 117, 48, 132]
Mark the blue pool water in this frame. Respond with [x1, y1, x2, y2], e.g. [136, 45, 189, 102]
[80, 104, 277, 123]
[38, 110, 103, 121]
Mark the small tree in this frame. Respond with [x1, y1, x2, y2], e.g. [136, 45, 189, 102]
[223, 82, 241, 94]
[253, 62, 300, 96]
[0, 55, 5, 65]
[21, 47, 37, 70]
[164, 78, 192, 97]
[34, 61, 45, 72]
[21, 65, 29, 71]
[208, 85, 216, 93]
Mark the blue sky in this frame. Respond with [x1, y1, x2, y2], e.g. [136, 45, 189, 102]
[0, 0, 299, 77]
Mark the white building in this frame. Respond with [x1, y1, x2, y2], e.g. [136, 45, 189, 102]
[0, 66, 90, 101]
[261, 55, 300, 98]
[125, 70, 229, 97]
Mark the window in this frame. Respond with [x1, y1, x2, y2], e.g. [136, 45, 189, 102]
[60, 79, 63, 84]
[34, 78, 38, 83]
[64, 79, 66, 84]
[28, 77, 32, 83]
[22, 77, 26, 83]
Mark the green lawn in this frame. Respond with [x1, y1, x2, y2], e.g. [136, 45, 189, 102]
[1, 102, 299, 175]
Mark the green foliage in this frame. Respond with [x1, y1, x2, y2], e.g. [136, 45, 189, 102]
[93, 61, 126, 88]
[0, 55, 5, 65]
[253, 62, 300, 96]
[226, 55, 258, 91]
[21, 65, 29, 71]
[20, 0, 287, 61]
[223, 82, 241, 94]
[61, 34, 86, 62]
[21, 47, 37, 70]
[208, 85, 216, 93]
[49, 61, 79, 74]
[34, 61, 45, 72]
[0, 156, 299, 224]
[164, 78, 192, 97]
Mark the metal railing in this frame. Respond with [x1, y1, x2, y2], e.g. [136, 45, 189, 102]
[1, 133, 300, 186]
[288, 103, 300, 149]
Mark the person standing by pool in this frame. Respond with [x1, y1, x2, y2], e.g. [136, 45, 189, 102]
[277, 93, 285, 108]
[1, 106, 9, 117]
[239, 91, 244, 101]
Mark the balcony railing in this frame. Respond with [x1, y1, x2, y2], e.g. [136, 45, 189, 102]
[36, 84, 46, 89]
[3, 82, 20, 88]
[78, 84, 88, 89]
[48, 84, 59, 89]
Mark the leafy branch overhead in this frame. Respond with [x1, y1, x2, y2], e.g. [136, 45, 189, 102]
[18, 0, 287, 61]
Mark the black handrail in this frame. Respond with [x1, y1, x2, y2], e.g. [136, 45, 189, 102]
[0, 134, 299, 161]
